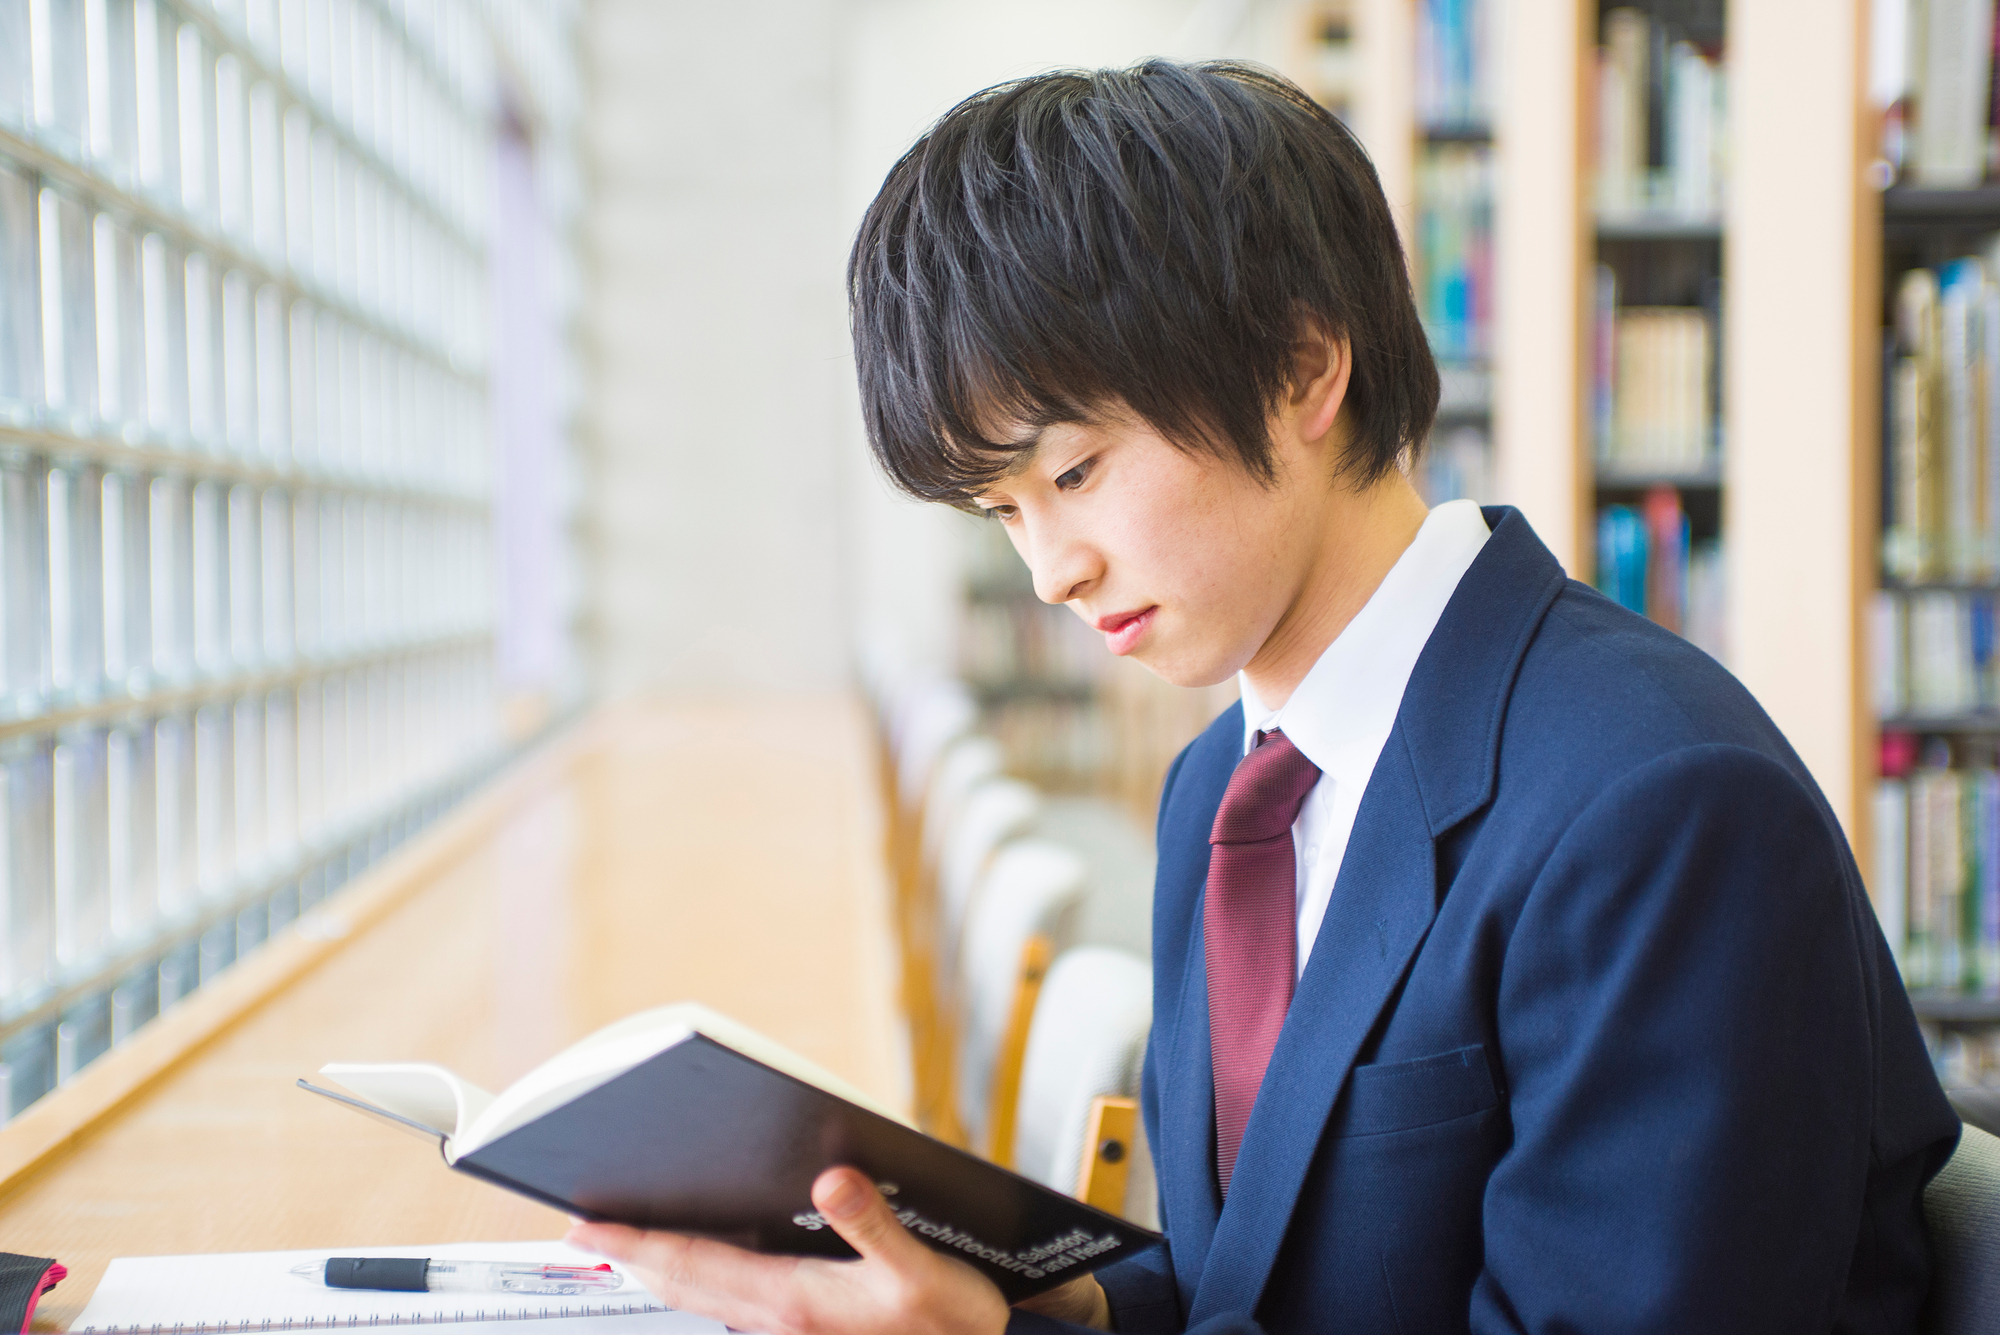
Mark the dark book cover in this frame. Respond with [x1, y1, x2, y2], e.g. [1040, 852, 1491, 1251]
[311, 1035, 1159, 1303]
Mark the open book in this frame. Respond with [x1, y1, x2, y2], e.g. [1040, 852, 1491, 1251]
[302, 1003, 1157, 1303]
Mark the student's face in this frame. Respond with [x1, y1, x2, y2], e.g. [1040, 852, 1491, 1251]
[971, 410, 1333, 689]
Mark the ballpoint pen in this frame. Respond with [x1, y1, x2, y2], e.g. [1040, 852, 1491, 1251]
[288, 1257, 625, 1295]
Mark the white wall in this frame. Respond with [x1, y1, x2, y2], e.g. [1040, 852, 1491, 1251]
[579, 0, 1298, 696]
[579, 0, 851, 696]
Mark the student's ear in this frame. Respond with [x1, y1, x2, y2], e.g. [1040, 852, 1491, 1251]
[1280, 319, 1352, 461]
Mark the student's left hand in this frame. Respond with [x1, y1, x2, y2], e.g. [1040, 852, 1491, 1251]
[566, 1166, 1012, 1335]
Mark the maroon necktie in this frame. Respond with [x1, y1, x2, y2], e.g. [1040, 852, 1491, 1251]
[1205, 728, 1321, 1194]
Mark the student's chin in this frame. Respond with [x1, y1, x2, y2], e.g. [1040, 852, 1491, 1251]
[1134, 648, 1240, 691]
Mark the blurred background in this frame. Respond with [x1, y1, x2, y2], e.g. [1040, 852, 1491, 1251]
[1, 0, 1997, 1138]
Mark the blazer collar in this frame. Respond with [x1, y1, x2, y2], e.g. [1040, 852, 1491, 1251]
[1177, 506, 1567, 1322]
[1396, 506, 1570, 835]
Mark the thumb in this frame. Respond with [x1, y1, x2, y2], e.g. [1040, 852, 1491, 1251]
[812, 1167, 921, 1266]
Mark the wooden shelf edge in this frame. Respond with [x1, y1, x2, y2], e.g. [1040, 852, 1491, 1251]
[1912, 992, 2000, 1024]
[0, 709, 610, 1200]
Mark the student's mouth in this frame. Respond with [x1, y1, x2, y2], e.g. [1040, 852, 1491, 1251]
[1095, 607, 1157, 656]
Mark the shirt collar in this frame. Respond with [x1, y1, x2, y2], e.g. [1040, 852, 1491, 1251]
[1238, 499, 1492, 785]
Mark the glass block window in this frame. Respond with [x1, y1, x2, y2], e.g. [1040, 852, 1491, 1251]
[0, 0, 579, 1121]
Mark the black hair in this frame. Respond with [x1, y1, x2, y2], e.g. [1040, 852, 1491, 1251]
[847, 58, 1439, 506]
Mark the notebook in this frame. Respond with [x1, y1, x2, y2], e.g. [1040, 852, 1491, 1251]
[70, 1240, 731, 1332]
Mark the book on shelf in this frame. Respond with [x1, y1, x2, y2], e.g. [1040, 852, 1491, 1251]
[1874, 587, 2000, 716]
[303, 1002, 1158, 1304]
[1592, 265, 1720, 474]
[1885, 252, 2000, 584]
[1416, 144, 1492, 361]
[1877, 0, 1998, 187]
[1594, 7, 1726, 219]
[1592, 487, 1726, 662]
[1421, 423, 1490, 506]
[1873, 736, 2000, 996]
[1415, 0, 1492, 130]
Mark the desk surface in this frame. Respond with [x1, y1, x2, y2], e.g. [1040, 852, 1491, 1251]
[0, 697, 904, 1329]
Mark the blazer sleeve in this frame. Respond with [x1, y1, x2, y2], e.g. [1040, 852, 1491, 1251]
[1471, 743, 1954, 1335]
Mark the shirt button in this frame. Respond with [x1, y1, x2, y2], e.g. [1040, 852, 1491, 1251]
[1305, 845, 1320, 861]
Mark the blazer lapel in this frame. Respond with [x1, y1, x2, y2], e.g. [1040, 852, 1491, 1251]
[1150, 715, 1238, 1300]
[1158, 919, 1221, 1298]
[1185, 731, 1440, 1325]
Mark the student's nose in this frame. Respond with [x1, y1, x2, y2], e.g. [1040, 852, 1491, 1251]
[1025, 518, 1102, 605]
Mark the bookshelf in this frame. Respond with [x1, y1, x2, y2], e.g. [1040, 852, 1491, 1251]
[1494, 0, 1875, 836]
[1410, 1, 1496, 505]
[1865, 0, 2000, 1093]
[1582, 1, 1730, 662]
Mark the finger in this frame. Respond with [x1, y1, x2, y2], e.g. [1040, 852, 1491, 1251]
[566, 1222, 797, 1324]
[811, 1166, 925, 1268]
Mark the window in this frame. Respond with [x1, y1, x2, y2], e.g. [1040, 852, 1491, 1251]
[0, 0, 578, 1120]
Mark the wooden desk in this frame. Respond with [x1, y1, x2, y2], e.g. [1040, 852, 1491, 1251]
[0, 697, 905, 1329]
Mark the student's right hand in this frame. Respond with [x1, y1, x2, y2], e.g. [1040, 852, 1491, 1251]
[1013, 1276, 1110, 1329]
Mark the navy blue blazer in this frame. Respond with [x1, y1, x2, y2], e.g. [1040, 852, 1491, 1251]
[1013, 508, 1958, 1335]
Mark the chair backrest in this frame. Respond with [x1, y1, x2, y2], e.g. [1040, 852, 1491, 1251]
[1925, 1120, 2000, 1334]
[919, 736, 1005, 878]
[891, 680, 978, 812]
[1012, 946, 1155, 1225]
[954, 840, 1086, 1154]
[937, 778, 1041, 972]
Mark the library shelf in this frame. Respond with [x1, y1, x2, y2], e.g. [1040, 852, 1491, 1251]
[1594, 212, 1724, 243]
[1436, 360, 1491, 417]
[1879, 579, 2000, 594]
[1881, 184, 2000, 225]
[1878, 714, 2000, 734]
[1949, 1088, 2000, 1136]
[963, 584, 1037, 607]
[1911, 992, 2000, 1025]
[1421, 122, 1491, 145]
[967, 678, 1097, 706]
[1592, 463, 1724, 491]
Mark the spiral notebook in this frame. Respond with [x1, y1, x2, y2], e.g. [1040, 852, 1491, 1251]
[70, 1240, 733, 1333]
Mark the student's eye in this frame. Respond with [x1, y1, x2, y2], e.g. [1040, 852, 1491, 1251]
[1054, 459, 1094, 491]
[982, 504, 1018, 523]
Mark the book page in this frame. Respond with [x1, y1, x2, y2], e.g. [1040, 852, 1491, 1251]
[317, 1063, 497, 1140]
[70, 1239, 731, 1331]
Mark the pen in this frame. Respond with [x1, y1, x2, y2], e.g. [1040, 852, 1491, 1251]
[288, 1257, 624, 1295]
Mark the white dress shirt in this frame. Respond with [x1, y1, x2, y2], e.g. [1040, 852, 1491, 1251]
[1237, 499, 1491, 977]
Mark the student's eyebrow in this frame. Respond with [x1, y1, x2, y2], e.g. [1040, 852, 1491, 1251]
[996, 431, 1044, 478]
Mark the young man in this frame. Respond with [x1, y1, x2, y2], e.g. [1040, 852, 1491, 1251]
[570, 60, 1960, 1334]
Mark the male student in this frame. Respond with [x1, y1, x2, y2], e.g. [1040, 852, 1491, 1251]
[569, 60, 1961, 1334]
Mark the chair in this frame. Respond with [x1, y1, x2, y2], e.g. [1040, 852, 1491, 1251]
[1011, 946, 1157, 1226]
[907, 773, 1038, 1140]
[953, 840, 1086, 1161]
[889, 679, 978, 815]
[919, 736, 1006, 879]
[1925, 1119, 2000, 1333]
[936, 777, 1042, 982]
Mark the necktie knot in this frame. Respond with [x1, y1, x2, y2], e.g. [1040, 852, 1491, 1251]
[1210, 730, 1321, 846]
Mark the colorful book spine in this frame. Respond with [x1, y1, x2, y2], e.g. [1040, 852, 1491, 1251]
[1592, 487, 1724, 660]
[1416, 145, 1492, 362]
[1874, 734, 2000, 997]
[1415, 0, 1491, 129]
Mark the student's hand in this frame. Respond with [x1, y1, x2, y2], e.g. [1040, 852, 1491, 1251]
[1013, 1275, 1110, 1329]
[566, 1166, 1012, 1335]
